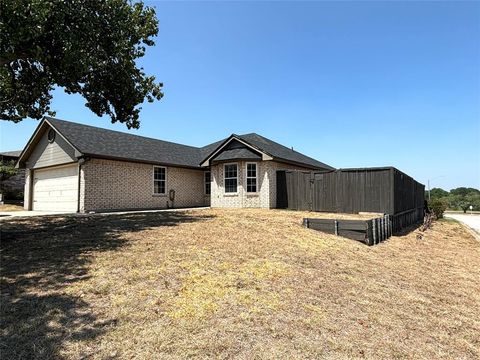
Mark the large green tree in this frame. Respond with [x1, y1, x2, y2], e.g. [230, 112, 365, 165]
[426, 187, 449, 200]
[450, 187, 480, 197]
[449, 188, 480, 212]
[0, 0, 163, 129]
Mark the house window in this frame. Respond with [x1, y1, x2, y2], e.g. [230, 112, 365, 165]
[224, 164, 237, 193]
[153, 166, 166, 194]
[205, 171, 211, 195]
[246, 163, 257, 193]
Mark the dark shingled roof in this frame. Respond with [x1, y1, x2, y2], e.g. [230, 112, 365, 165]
[236, 133, 334, 170]
[43, 117, 334, 170]
[47, 118, 204, 168]
[212, 148, 262, 162]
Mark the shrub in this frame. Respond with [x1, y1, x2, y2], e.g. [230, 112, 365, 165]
[429, 199, 447, 218]
[0, 187, 23, 201]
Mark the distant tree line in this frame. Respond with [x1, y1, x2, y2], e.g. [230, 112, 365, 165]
[427, 187, 480, 213]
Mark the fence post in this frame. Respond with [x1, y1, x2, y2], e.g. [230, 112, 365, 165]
[384, 216, 388, 239]
[334, 220, 338, 236]
[378, 218, 382, 243]
[389, 215, 392, 237]
[381, 217, 385, 242]
[303, 218, 309, 228]
[386, 215, 390, 238]
[310, 172, 314, 211]
[372, 218, 377, 245]
[377, 218, 381, 244]
[366, 220, 374, 246]
[382, 216, 386, 240]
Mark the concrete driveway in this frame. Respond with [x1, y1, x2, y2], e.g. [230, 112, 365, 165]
[444, 213, 480, 237]
[0, 210, 74, 219]
[0, 207, 210, 221]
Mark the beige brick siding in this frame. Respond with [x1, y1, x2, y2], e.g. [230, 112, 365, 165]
[210, 160, 312, 209]
[81, 158, 208, 212]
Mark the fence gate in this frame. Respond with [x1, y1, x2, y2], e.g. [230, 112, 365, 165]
[276, 168, 425, 234]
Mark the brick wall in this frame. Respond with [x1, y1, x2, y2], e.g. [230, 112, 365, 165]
[210, 160, 312, 209]
[81, 158, 208, 212]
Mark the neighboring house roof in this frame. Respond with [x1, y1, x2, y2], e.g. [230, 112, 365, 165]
[17, 117, 335, 170]
[0, 150, 22, 158]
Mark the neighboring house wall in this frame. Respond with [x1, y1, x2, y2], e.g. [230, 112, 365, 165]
[210, 160, 312, 208]
[81, 158, 208, 212]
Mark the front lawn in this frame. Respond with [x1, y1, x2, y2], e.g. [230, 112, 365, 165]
[1, 209, 479, 359]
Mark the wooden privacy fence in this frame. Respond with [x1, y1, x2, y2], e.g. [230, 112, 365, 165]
[277, 167, 425, 234]
[303, 215, 393, 246]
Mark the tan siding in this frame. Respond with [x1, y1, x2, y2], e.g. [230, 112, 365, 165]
[26, 128, 76, 169]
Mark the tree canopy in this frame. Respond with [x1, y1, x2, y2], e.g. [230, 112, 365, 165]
[427, 187, 449, 199]
[0, 0, 163, 129]
[428, 187, 480, 212]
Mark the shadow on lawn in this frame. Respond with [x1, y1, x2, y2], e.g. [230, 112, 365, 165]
[0, 211, 213, 359]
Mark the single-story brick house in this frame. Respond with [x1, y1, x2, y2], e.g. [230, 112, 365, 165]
[16, 117, 334, 212]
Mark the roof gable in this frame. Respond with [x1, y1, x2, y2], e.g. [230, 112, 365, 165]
[200, 135, 273, 167]
[200, 133, 334, 170]
[26, 124, 77, 168]
[16, 120, 82, 168]
[211, 140, 263, 162]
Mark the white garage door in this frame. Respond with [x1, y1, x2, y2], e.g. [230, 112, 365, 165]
[33, 164, 79, 211]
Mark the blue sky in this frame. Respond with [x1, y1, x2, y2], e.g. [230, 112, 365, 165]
[1, 1, 479, 190]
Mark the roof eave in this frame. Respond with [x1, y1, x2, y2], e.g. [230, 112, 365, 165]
[273, 157, 335, 171]
[84, 154, 205, 170]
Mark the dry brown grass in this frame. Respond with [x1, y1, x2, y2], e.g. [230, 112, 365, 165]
[1, 209, 479, 359]
[0, 204, 24, 212]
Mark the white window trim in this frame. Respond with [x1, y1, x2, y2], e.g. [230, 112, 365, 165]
[152, 165, 167, 196]
[204, 171, 211, 195]
[246, 162, 258, 194]
[223, 162, 238, 194]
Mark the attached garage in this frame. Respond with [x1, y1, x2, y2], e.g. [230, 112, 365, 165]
[32, 165, 79, 211]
